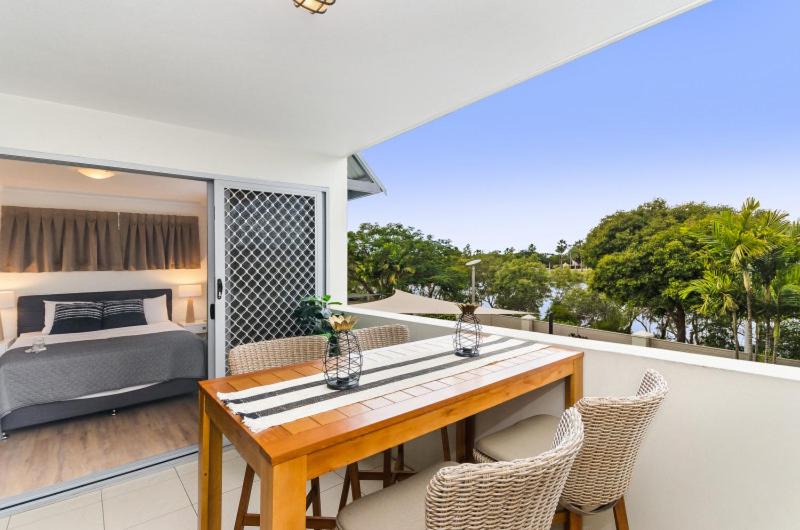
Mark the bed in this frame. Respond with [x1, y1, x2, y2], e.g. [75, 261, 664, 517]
[0, 289, 207, 435]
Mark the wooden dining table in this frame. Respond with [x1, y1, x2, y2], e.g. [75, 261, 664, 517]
[197, 334, 584, 530]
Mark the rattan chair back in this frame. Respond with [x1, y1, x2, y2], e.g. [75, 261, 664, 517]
[425, 408, 584, 530]
[561, 369, 669, 515]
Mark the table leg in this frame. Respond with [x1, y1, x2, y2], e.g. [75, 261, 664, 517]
[565, 357, 584, 530]
[198, 392, 223, 530]
[260, 456, 307, 530]
[455, 415, 476, 463]
[565, 357, 584, 408]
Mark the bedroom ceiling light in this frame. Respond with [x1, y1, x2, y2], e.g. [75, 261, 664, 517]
[77, 167, 115, 180]
[294, 0, 335, 15]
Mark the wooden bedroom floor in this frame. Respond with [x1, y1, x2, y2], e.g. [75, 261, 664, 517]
[0, 394, 198, 500]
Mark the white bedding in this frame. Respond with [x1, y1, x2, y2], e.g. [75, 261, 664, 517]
[12, 321, 185, 350]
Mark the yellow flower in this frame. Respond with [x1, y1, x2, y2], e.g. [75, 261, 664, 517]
[328, 314, 358, 332]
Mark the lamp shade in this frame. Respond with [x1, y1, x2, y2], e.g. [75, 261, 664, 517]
[0, 291, 14, 309]
[177, 284, 202, 298]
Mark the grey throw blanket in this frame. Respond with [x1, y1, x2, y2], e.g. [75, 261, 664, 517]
[0, 330, 207, 418]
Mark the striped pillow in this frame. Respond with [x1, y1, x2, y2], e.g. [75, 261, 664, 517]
[102, 299, 147, 329]
[50, 302, 104, 335]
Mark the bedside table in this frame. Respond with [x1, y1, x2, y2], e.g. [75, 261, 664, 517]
[178, 321, 208, 340]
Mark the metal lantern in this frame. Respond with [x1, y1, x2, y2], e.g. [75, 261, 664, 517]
[324, 315, 363, 390]
[294, 0, 335, 14]
[454, 303, 482, 357]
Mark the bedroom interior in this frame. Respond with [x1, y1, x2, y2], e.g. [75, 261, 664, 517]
[0, 158, 210, 505]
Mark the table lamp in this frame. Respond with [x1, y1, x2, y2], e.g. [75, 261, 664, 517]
[0, 291, 14, 341]
[177, 284, 202, 324]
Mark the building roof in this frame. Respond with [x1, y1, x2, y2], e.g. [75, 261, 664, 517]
[348, 289, 527, 316]
[347, 154, 385, 200]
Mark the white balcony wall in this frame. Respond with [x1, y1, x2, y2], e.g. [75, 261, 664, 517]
[345, 306, 800, 530]
[0, 93, 349, 301]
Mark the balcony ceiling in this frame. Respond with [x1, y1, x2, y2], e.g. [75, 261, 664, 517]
[0, 0, 706, 157]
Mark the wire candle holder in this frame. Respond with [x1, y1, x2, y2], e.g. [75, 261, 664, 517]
[324, 315, 363, 390]
[454, 303, 482, 357]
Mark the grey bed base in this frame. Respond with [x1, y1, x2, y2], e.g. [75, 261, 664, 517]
[0, 378, 199, 434]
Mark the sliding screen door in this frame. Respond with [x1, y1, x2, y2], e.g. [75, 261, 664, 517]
[213, 181, 325, 374]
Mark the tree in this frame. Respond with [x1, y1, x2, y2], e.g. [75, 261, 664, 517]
[591, 223, 707, 342]
[759, 262, 800, 362]
[549, 267, 584, 303]
[776, 319, 800, 359]
[348, 223, 467, 299]
[682, 270, 743, 358]
[493, 257, 550, 313]
[551, 285, 628, 332]
[555, 239, 568, 266]
[700, 198, 790, 359]
[569, 240, 585, 268]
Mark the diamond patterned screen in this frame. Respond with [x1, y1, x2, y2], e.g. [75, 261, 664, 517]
[223, 188, 319, 358]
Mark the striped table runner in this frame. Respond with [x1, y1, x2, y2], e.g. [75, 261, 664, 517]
[219, 335, 550, 433]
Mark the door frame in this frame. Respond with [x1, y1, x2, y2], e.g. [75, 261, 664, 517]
[211, 179, 327, 378]
[0, 146, 332, 511]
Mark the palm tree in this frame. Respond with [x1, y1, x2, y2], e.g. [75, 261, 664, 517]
[702, 198, 788, 360]
[555, 239, 568, 267]
[682, 270, 742, 358]
[762, 265, 800, 362]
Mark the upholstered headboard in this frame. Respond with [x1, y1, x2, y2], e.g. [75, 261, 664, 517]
[16, 289, 173, 334]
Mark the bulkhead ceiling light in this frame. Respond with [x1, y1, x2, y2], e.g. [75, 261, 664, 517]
[77, 168, 115, 180]
[294, 0, 335, 15]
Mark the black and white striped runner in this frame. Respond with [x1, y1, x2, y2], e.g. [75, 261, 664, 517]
[219, 335, 552, 433]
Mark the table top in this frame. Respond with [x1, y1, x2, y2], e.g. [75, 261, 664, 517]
[199, 334, 582, 468]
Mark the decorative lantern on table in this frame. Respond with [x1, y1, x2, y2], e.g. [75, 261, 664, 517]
[454, 303, 482, 357]
[324, 315, 363, 390]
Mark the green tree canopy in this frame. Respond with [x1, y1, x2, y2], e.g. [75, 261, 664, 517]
[348, 223, 468, 299]
[586, 200, 719, 342]
[493, 257, 550, 313]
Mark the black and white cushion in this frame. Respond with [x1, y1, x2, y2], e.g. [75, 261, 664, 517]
[102, 299, 148, 329]
[50, 302, 104, 335]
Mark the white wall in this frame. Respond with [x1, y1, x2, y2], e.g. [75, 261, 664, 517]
[0, 92, 349, 300]
[344, 307, 800, 530]
[0, 186, 208, 337]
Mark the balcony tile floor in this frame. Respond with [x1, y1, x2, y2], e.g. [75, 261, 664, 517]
[2, 447, 386, 530]
[2, 446, 614, 529]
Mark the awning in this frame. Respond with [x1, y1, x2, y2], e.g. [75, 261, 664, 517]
[348, 289, 527, 316]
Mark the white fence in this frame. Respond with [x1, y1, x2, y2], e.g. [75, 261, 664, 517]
[477, 314, 800, 368]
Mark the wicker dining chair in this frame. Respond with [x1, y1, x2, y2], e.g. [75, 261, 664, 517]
[228, 335, 329, 530]
[336, 407, 584, 530]
[338, 325, 454, 508]
[473, 369, 669, 530]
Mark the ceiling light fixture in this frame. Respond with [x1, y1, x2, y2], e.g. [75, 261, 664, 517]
[294, 0, 335, 15]
[77, 168, 115, 180]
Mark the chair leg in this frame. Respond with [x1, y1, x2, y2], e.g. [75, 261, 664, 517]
[234, 464, 256, 530]
[568, 511, 583, 530]
[440, 427, 451, 461]
[613, 497, 630, 530]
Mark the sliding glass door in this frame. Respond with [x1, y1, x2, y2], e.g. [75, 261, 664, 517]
[212, 181, 325, 376]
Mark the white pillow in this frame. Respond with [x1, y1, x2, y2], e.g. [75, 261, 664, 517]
[42, 300, 81, 335]
[143, 295, 170, 324]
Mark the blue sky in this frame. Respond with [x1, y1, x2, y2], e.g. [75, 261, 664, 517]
[349, 0, 800, 253]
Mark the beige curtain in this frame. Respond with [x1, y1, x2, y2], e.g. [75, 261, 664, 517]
[0, 206, 201, 273]
[119, 213, 201, 270]
[0, 206, 122, 272]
